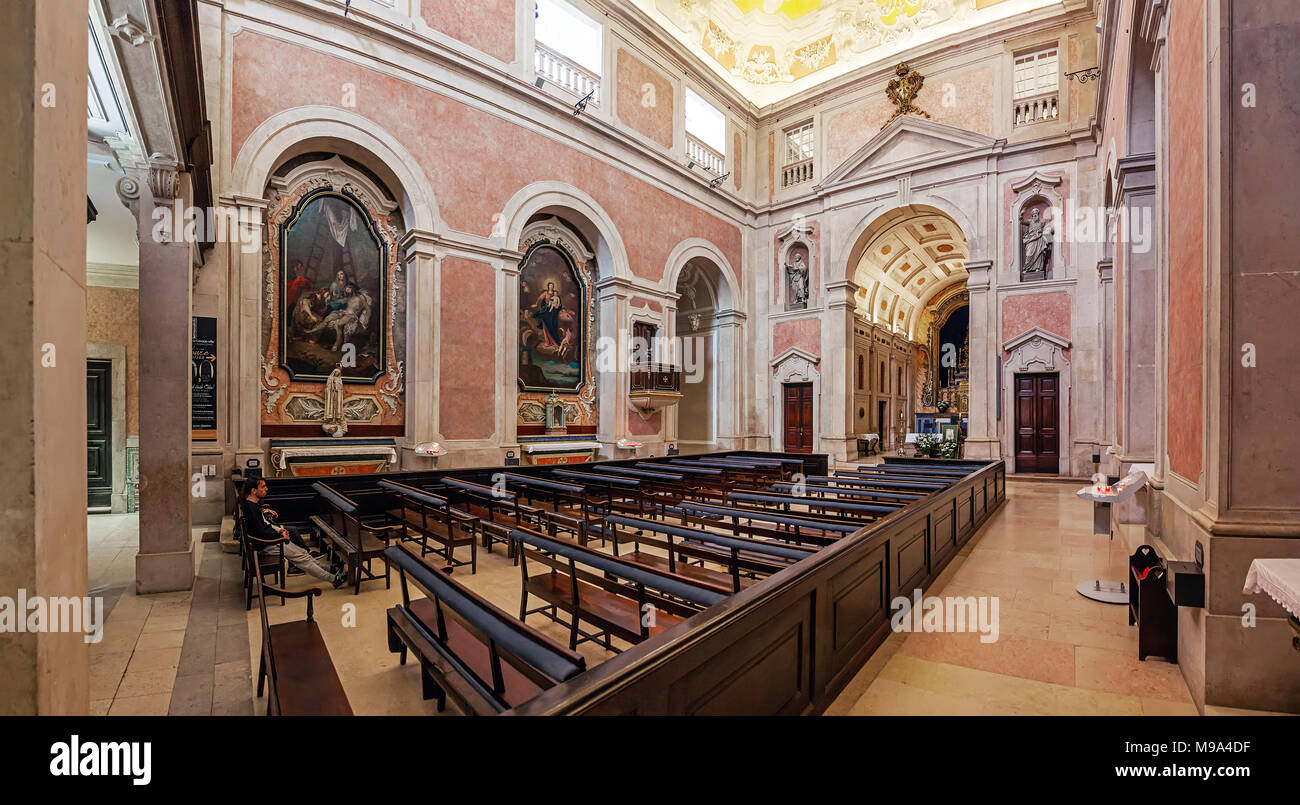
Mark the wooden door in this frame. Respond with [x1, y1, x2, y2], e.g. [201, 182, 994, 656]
[1014, 373, 1059, 473]
[782, 383, 814, 453]
[87, 359, 113, 509]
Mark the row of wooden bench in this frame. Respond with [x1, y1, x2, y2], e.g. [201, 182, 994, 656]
[248, 457, 966, 715]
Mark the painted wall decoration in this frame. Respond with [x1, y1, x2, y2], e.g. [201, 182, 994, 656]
[280, 189, 385, 381]
[519, 243, 585, 391]
[516, 218, 597, 436]
[261, 158, 406, 437]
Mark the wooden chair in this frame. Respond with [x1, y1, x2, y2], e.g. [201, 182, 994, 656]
[383, 544, 587, 714]
[252, 574, 352, 716]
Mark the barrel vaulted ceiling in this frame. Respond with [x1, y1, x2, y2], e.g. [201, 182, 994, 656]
[635, 0, 1058, 106]
[851, 208, 968, 341]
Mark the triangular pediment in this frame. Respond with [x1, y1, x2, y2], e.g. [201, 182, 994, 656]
[819, 117, 1004, 190]
[1002, 326, 1071, 352]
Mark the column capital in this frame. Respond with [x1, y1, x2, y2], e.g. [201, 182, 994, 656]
[964, 260, 993, 291]
[714, 309, 748, 327]
[824, 279, 860, 310]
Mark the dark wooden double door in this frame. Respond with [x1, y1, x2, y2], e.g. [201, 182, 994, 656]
[87, 359, 113, 509]
[782, 383, 814, 454]
[1014, 372, 1059, 474]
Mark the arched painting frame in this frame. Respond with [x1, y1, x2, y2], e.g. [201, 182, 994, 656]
[517, 241, 588, 393]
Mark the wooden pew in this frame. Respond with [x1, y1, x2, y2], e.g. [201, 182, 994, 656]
[588, 465, 690, 515]
[635, 462, 729, 502]
[829, 471, 949, 491]
[795, 477, 926, 501]
[512, 527, 727, 652]
[684, 458, 774, 487]
[769, 480, 924, 504]
[252, 574, 351, 716]
[311, 482, 400, 595]
[551, 470, 646, 527]
[675, 500, 856, 548]
[383, 544, 586, 714]
[501, 473, 604, 544]
[379, 480, 479, 573]
[727, 490, 901, 521]
[604, 513, 814, 592]
[434, 476, 530, 559]
[849, 464, 969, 478]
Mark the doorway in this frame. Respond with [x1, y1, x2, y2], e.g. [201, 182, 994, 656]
[782, 382, 814, 453]
[1014, 372, 1059, 473]
[877, 400, 888, 440]
[87, 358, 113, 510]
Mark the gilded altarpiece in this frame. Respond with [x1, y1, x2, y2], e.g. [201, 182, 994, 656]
[260, 160, 406, 436]
[516, 220, 598, 437]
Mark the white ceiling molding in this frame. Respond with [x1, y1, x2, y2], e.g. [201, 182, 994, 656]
[87, 262, 140, 290]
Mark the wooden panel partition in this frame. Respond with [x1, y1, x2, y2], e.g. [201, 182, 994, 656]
[507, 457, 1005, 715]
[256, 452, 1002, 716]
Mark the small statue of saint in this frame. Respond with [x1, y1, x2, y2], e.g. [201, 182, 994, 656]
[322, 365, 348, 438]
[1021, 207, 1053, 278]
[785, 253, 809, 310]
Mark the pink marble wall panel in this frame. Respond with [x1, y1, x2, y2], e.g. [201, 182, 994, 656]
[420, 0, 515, 63]
[627, 411, 661, 436]
[1166, 0, 1204, 482]
[629, 296, 662, 312]
[1001, 291, 1071, 344]
[86, 287, 139, 436]
[826, 97, 891, 173]
[231, 33, 741, 288]
[772, 318, 821, 364]
[616, 49, 673, 150]
[824, 67, 995, 174]
[439, 258, 496, 439]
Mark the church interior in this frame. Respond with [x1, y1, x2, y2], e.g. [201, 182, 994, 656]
[3, 0, 1299, 723]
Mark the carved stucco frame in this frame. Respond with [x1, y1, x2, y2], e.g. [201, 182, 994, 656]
[1001, 326, 1072, 474]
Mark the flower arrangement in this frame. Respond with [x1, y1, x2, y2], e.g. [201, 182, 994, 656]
[914, 432, 939, 458]
[938, 439, 960, 459]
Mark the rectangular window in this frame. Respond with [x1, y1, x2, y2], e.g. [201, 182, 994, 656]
[685, 88, 727, 174]
[781, 121, 814, 187]
[1013, 48, 1058, 99]
[534, 0, 602, 101]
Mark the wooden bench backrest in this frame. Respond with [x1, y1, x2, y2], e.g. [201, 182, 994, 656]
[386, 544, 586, 710]
[512, 527, 728, 616]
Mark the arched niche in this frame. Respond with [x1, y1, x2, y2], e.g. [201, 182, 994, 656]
[1009, 171, 1065, 282]
[515, 217, 598, 435]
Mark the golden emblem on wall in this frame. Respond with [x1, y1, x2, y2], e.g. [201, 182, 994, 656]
[883, 62, 931, 128]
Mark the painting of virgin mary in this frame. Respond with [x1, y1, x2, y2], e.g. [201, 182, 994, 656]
[518, 243, 585, 391]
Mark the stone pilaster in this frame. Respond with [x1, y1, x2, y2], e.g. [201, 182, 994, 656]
[962, 261, 1000, 460]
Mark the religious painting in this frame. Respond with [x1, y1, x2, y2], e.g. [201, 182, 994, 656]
[518, 242, 586, 392]
[278, 188, 386, 382]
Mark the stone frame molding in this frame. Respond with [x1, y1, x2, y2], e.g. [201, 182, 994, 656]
[1009, 171, 1066, 283]
[770, 346, 820, 453]
[1001, 326, 1072, 474]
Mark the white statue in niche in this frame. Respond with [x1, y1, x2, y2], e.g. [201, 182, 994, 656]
[785, 252, 809, 310]
[1020, 206, 1054, 279]
[322, 365, 348, 438]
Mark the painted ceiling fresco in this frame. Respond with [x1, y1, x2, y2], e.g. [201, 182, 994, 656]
[639, 0, 1052, 105]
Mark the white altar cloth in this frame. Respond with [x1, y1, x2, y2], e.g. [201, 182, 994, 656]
[1243, 558, 1300, 619]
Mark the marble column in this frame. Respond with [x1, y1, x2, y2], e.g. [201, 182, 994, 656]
[0, 0, 90, 714]
[712, 309, 747, 450]
[595, 277, 632, 453]
[126, 159, 195, 593]
[962, 261, 1000, 460]
[399, 231, 440, 467]
[820, 280, 858, 460]
[220, 193, 269, 477]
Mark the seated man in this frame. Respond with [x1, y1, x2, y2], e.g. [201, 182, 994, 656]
[241, 478, 345, 588]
